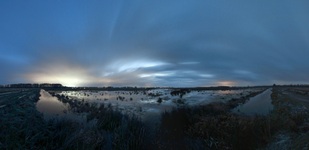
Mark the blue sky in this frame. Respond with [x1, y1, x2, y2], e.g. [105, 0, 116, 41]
[1, 0, 309, 87]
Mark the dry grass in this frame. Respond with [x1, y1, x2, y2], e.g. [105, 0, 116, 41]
[156, 104, 273, 149]
[0, 88, 148, 150]
[1, 87, 308, 149]
[155, 87, 309, 149]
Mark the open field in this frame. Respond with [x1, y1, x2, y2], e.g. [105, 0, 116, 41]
[41, 88, 265, 121]
[1, 86, 308, 149]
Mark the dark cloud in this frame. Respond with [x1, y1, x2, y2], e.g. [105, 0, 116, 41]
[0, 0, 309, 86]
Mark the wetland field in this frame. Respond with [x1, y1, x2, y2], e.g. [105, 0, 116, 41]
[0, 86, 308, 149]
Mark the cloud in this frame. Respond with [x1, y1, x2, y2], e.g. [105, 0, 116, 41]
[1, 0, 309, 86]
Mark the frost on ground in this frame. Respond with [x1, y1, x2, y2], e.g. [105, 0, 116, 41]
[265, 133, 291, 150]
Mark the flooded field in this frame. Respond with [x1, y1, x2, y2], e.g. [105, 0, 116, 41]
[232, 88, 274, 115]
[1, 86, 308, 149]
[36, 90, 87, 121]
[37, 88, 265, 121]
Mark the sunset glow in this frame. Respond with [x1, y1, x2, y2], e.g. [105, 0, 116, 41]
[1, 1, 309, 87]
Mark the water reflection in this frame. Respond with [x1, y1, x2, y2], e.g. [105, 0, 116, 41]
[36, 89, 68, 117]
[233, 88, 274, 115]
[36, 89, 86, 121]
[36, 88, 268, 122]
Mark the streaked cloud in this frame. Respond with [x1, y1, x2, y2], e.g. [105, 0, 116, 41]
[1, 0, 309, 86]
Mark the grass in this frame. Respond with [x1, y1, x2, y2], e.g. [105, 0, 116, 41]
[155, 87, 309, 149]
[265, 87, 309, 149]
[1, 87, 308, 149]
[0, 88, 148, 150]
[156, 104, 272, 149]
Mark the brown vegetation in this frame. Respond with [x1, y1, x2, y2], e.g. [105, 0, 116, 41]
[1, 87, 308, 149]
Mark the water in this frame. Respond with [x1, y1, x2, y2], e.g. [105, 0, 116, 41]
[233, 88, 274, 115]
[58, 89, 254, 107]
[36, 88, 267, 121]
[36, 89, 85, 121]
[36, 90, 68, 116]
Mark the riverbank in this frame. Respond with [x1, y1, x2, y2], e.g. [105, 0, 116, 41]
[264, 87, 309, 149]
[1, 87, 308, 149]
[0, 88, 147, 149]
[155, 87, 308, 149]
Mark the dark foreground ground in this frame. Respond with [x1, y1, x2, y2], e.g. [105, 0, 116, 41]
[0, 87, 308, 149]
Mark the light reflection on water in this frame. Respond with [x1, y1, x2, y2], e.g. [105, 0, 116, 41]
[36, 90, 86, 121]
[217, 90, 238, 95]
[36, 88, 267, 122]
[36, 90, 68, 116]
[233, 88, 274, 115]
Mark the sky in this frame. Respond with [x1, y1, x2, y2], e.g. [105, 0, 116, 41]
[1, 0, 309, 87]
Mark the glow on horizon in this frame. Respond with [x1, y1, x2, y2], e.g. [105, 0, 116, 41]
[217, 81, 235, 86]
[26, 74, 86, 87]
[1, 1, 309, 87]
